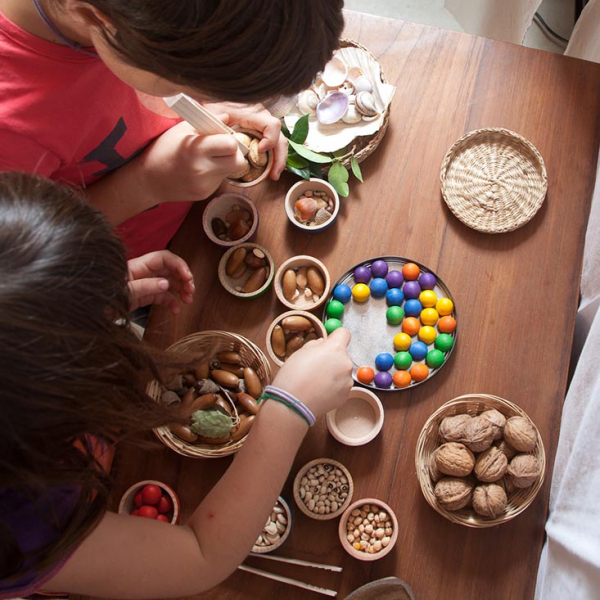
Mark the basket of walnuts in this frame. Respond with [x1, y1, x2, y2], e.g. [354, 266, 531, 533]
[415, 394, 546, 527]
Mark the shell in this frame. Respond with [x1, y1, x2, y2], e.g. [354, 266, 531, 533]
[314, 208, 332, 225]
[347, 67, 363, 83]
[353, 75, 373, 94]
[294, 196, 318, 222]
[297, 90, 319, 115]
[316, 92, 349, 125]
[342, 105, 362, 124]
[321, 57, 348, 88]
[355, 91, 378, 117]
[337, 81, 355, 96]
[313, 82, 328, 100]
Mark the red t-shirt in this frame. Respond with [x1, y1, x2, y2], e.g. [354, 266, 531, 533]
[0, 12, 192, 258]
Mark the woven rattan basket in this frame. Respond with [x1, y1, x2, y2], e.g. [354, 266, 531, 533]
[415, 394, 546, 528]
[149, 330, 271, 458]
[440, 128, 547, 233]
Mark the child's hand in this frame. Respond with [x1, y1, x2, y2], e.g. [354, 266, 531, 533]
[127, 251, 195, 314]
[272, 328, 354, 417]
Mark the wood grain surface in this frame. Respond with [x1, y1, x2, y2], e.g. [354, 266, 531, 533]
[79, 11, 600, 600]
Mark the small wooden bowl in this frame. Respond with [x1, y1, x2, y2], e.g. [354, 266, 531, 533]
[252, 495, 293, 554]
[274, 255, 331, 311]
[326, 387, 384, 446]
[202, 192, 258, 247]
[285, 178, 340, 232]
[293, 458, 354, 520]
[338, 498, 398, 561]
[225, 128, 274, 188]
[415, 394, 546, 528]
[265, 310, 327, 367]
[118, 479, 181, 525]
[218, 242, 275, 298]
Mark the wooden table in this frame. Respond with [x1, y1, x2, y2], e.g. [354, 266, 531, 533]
[98, 11, 600, 600]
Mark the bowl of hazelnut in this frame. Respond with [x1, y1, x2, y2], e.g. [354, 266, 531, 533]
[415, 394, 546, 528]
[218, 243, 275, 299]
[226, 129, 274, 188]
[203, 192, 258, 247]
[274, 255, 331, 311]
[285, 178, 340, 232]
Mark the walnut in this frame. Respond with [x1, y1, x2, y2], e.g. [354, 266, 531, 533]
[504, 417, 537, 452]
[493, 439, 517, 461]
[498, 475, 517, 495]
[463, 416, 494, 452]
[435, 442, 475, 477]
[439, 414, 472, 443]
[428, 448, 441, 482]
[474, 446, 508, 482]
[479, 409, 506, 441]
[472, 484, 507, 518]
[434, 477, 474, 511]
[507, 454, 541, 488]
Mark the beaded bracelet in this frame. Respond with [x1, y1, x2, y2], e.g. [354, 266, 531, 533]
[258, 385, 316, 427]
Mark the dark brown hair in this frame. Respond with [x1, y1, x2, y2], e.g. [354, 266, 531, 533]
[78, 0, 345, 103]
[0, 173, 176, 582]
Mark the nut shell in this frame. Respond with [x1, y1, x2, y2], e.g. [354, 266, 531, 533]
[507, 454, 541, 488]
[463, 416, 494, 452]
[439, 414, 471, 443]
[474, 446, 508, 482]
[479, 409, 506, 441]
[493, 439, 517, 461]
[504, 416, 537, 452]
[472, 484, 507, 518]
[435, 442, 475, 477]
[434, 477, 473, 511]
[428, 448, 441, 482]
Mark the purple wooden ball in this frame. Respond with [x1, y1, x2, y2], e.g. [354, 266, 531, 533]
[419, 272, 437, 290]
[354, 265, 372, 284]
[403, 280, 422, 299]
[386, 270, 404, 288]
[371, 260, 389, 279]
[373, 371, 393, 389]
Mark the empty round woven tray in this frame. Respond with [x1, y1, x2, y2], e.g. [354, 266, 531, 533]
[440, 128, 547, 233]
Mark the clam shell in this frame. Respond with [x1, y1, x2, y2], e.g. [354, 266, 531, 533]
[338, 81, 355, 96]
[297, 90, 319, 115]
[347, 67, 363, 83]
[354, 75, 373, 94]
[322, 57, 348, 88]
[342, 104, 362, 124]
[316, 92, 349, 125]
[355, 91, 378, 117]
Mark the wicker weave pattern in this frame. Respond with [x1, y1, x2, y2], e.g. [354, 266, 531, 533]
[148, 330, 271, 459]
[415, 394, 546, 528]
[440, 128, 547, 233]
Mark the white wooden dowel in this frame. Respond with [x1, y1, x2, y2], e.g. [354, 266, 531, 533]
[238, 565, 337, 597]
[248, 552, 343, 572]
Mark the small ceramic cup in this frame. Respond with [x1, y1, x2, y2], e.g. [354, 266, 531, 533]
[218, 242, 275, 298]
[251, 495, 292, 553]
[285, 178, 340, 232]
[326, 387, 384, 446]
[338, 498, 398, 561]
[118, 479, 180, 525]
[265, 310, 327, 366]
[202, 192, 258, 247]
[274, 255, 331, 311]
[225, 128, 274, 188]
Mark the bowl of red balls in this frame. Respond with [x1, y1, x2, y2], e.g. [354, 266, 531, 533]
[118, 480, 180, 524]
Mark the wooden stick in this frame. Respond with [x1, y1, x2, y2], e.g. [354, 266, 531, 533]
[248, 552, 343, 572]
[237, 565, 337, 597]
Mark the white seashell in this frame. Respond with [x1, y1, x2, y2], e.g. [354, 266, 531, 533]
[355, 91, 378, 117]
[337, 81, 355, 96]
[316, 92, 349, 125]
[347, 67, 363, 83]
[297, 90, 319, 115]
[354, 75, 373, 94]
[313, 82, 328, 100]
[321, 57, 348, 88]
[342, 104, 362, 124]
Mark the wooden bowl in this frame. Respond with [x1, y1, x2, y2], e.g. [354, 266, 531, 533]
[218, 243, 275, 298]
[149, 330, 272, 458]
[293, 458, 353, 520]
[118, 479, 180, 525]
[338, 498, 398, 561]
[202, 192, 258, 247]
[326, 387, 384, 446]
[285, 178, 339, 232]
[225, 128, 274, 188]
[265, 310, 327, 367]
[415, 394, 546, 527]
[252, 496, 292, 553]
[274, 255, 331, 311]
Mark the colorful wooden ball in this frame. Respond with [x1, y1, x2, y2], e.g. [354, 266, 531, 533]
[419, 290, 437, 308]
[403, 280, 421, 300]
[402, 262, 420, 280]
[418, 272, 437, 290]
[356, 366, 375, 384]
[354, 265, 372, 284]
[393, 332, 412, 351]
[326, 300, 345, 319]
[324, 318, 343, 334]
[375, 352, 394, 371]
[393, 351, 412, 370]
[426, 349, 445, 369]
[386, 288, 404, 306]
[370, 277, 388, 298]
[371, 259, 389, 278]
[333, 284, 352, 304]
[420, 308, 439, 326]
[404, 299, 422, 317]
[409, 341, 428, 361]
[410, 363, 429, 382]
[436, 297, 454, 316]
[374, 371, 393, 388]
[386, 270, 404, 288]
[418, 326, 437, 345]
[352, 283, 370, 302]
[386, 306, 405, 325]
[393, 370, 411, 388]
[435, 333, 454, 352]
[438, 316, 457, 333]
[402, 317, 420, 336]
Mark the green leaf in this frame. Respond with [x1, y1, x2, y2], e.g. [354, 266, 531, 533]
[281, 121, 291, 138]
[286, 153, 309, 169]
[309, 163, 324, 178]
[290, 114, 309, 144]
[328, 162, 350, 197]
[286, 165, 311, 180]
[351, 155, 364, 183]
[288, 139, 332, 164]
[329, 178, 350, 197]
[332, 148, 348, 159]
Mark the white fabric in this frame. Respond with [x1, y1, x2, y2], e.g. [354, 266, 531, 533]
[566, 0, 600, 64]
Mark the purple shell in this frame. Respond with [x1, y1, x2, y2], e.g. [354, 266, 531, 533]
[316, 92, 350, 125]
[354, 265, 372, 284]
[371, 260, 389, 279]
[403, 280, 422, 299]
[373, 371, 393, 389]
[386, 270, 404, 288]
[419, 272, 437, 290]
